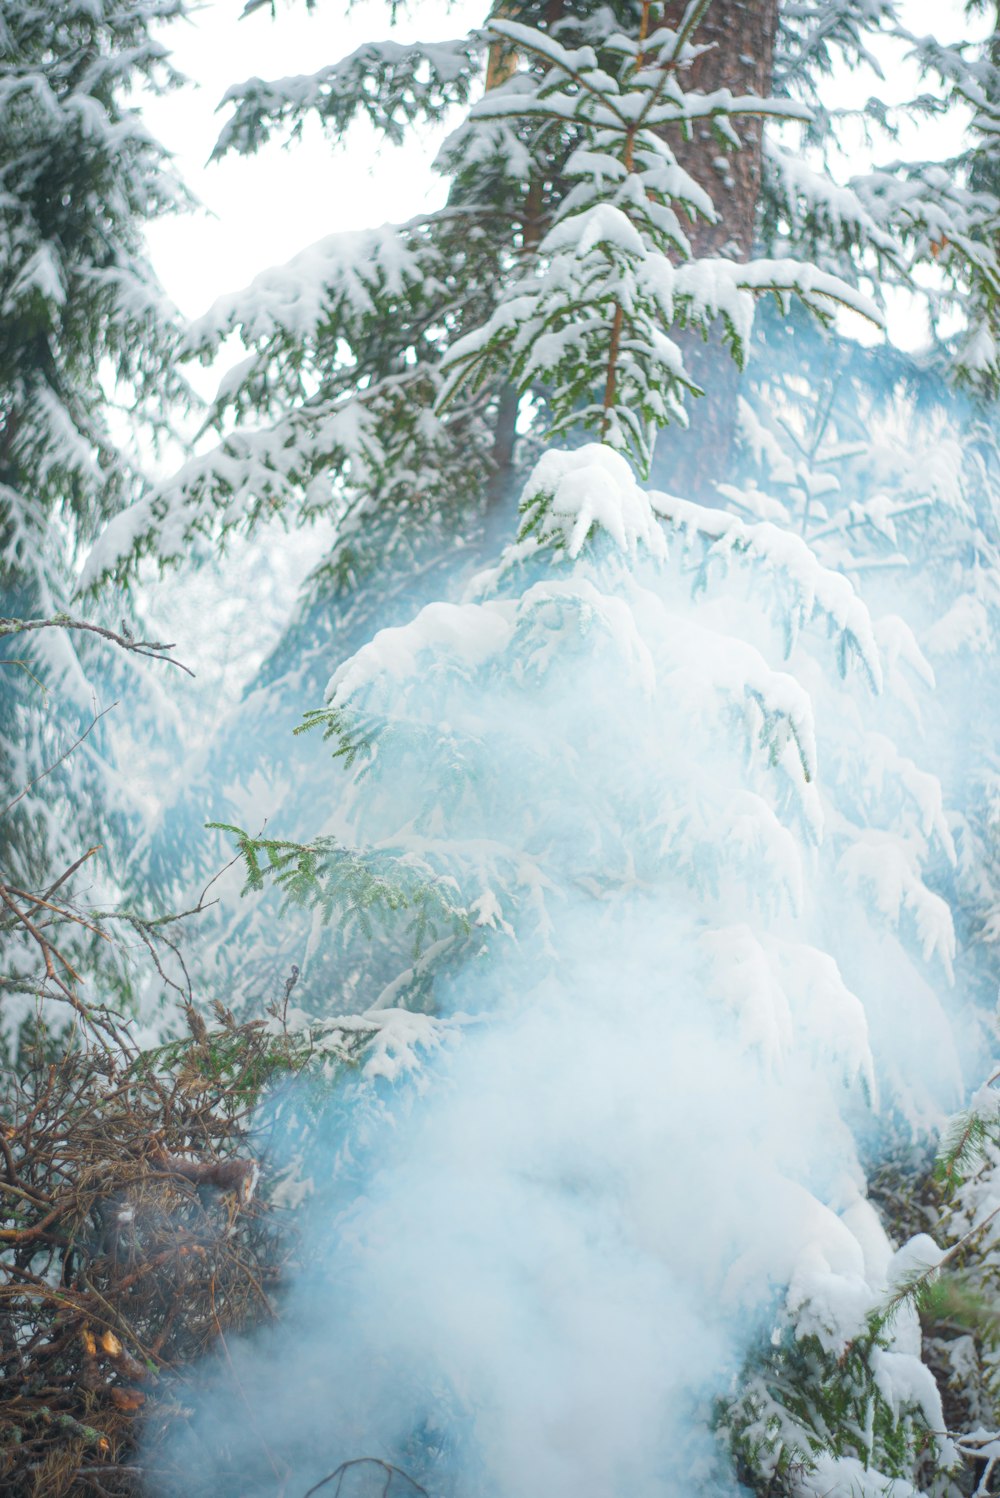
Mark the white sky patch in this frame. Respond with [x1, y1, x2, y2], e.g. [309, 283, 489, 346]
[143, 0, 484, 330]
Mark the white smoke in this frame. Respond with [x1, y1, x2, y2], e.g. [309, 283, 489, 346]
[152, 445, 974, 1498]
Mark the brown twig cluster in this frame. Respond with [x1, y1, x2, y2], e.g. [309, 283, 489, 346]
[0, 997, 296, 1498]
[0, 827, 301, 1498]
[0, 982, 299, 1498]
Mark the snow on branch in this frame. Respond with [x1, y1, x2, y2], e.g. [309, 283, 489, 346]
[183, 223, 431, 354]
[649, 486, 883, 690]
[213, 37, 481, 157]
[517, 444, 668, 560]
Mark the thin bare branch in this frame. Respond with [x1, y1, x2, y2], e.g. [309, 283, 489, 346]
[303, 1460, 430, 1498]
[0, 614, 195, 677]
[0, 703, 117, 820]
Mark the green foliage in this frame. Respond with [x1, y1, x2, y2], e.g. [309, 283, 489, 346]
[725, 1327, 939, 1495]
[936, 1085, 1000, 1200]
[207, 822, 470, 955]
[296, 704, 377, 770]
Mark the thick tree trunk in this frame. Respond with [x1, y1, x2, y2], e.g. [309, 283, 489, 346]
[651, 0, 780, 502]
[665, 0, 779, 261]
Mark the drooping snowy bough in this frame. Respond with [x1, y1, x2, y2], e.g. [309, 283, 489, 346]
[174, 440, 965, 1498]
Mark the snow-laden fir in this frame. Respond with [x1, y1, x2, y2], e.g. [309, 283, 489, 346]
[0, 0, 193, 1028]
[81, 0, 999, 966]
[157, 441, 967, 1497]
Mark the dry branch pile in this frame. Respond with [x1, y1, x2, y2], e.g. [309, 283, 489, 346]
[0, 996, 299, 1498]
[0, 629, 314, 1495]
[0, 671, 389, 1497]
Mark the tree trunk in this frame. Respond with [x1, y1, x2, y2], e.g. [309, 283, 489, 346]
[651, 0, 780, 502]
[484, 0, 566, 511]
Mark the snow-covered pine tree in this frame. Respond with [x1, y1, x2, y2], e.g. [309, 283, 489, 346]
[705, 0, 1000, 1169]
[0, 0, 193, 1036]
[67, 1, 927, 1006]
[80, 2, 998, 949]
[162, 7, 985, 1496]
[652, 0, 1000, 496]
[718, 299, 1000, 1459]
[79, 0, 647, 997]
[654, 0, 1000, 1130]
[682, 0, 1000, 1438]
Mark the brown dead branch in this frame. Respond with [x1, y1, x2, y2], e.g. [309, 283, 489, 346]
[0, 1001, 300, 1497]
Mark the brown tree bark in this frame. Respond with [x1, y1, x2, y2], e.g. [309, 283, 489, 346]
[651, 0, 781, 502]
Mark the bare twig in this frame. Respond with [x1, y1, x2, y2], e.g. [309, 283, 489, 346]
[133, 843, 247, 932]
[303, 1460, 430, 1498]
[0, 614, 195, 677]
[42, 845, 104, 902]
[0, 702, 116, 820]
